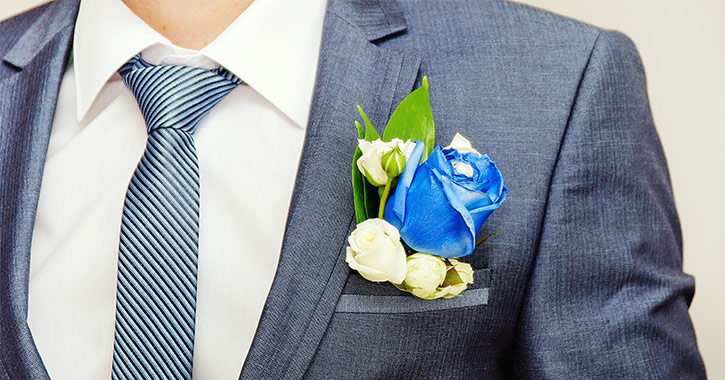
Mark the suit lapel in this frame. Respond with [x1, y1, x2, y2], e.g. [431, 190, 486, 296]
[0, 0, 78, 378]
[240, 1, 420, 379]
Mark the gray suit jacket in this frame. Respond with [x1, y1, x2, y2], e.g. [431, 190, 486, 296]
[0, 0, 706, 379]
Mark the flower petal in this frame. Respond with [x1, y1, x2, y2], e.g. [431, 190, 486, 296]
[384, 140, 425, 228]
[445, 133, 480, 155]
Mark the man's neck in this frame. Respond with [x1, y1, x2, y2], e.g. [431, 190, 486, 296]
[123, 0, 255, 50]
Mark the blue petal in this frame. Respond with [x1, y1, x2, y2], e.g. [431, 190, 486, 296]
[384, 142, 508, 259]
[397, 161, 472, 258]
[384, 141, 425, 229]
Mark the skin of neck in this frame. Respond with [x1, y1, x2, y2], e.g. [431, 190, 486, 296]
[123, 0, 255, 50]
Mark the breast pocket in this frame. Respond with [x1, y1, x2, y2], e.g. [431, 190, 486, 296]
[335, 268, 492, 314]
[307, 267, 497, 379]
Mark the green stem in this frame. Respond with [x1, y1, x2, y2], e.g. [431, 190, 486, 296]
[475, 232, 501, 247]
[378, 177, 393, 219]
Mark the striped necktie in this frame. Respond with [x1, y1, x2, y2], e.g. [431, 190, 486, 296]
[112, 54, 242, 380]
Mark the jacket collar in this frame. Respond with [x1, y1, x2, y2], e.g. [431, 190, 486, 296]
[1, 0, 78, 70]
[327, 0, 408, 41]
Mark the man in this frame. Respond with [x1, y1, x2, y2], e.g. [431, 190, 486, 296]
[0, 0, 706, 378]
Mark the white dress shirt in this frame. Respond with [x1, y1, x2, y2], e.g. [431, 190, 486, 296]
[26, 0, 326, 379]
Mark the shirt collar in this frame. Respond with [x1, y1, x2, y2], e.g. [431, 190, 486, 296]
[73, 0, 327, 128]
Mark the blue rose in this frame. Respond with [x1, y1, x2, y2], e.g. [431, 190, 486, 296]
[384, 139, 507, 258]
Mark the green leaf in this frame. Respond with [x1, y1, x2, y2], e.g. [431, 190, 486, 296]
[352, 143, 367, 223]
[382, 76, 435, 158]
[394, 281, 414, 292]
[353, 106, 382, 221]
[352, 110, 382, 223]
[357, 105, 380, 141]
[355, 120, 364, 139]
[441, 266, 464, 287]
[362, 178, 379, 221]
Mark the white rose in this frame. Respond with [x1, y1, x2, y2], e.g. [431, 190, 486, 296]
[445, 133, 481, 155]
[435, 259, 474, 299]
[345, 218, 407, 284]
[356, 138, 416, 186]
[450, 259, 474, 284]
[403, 253, 448, 299]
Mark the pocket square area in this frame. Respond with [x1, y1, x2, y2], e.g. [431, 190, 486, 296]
[336, 268, 491, 314]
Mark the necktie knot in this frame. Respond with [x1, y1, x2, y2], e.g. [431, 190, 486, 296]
[119, 54, 242, 135]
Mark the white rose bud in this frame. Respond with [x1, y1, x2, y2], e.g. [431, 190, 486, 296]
[436, 259, 474, 299]
[450, 259, 474, 284]
[357, 138, 416, 186]
[399, 256, 476, 299]
[445, 133, 481, 156]
[345, 218, 407, 284]
[381, 145, 407, 178]
[402, 253, 448, 299]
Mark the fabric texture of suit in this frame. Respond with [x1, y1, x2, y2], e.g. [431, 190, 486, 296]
[0, 0, 706, 379]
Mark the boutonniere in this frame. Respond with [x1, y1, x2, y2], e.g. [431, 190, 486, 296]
[345, 77, 508, 300]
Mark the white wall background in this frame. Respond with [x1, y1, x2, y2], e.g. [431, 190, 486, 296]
[2, 0, 723, 378]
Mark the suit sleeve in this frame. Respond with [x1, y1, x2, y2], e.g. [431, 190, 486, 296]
[510, 30, 706, 379]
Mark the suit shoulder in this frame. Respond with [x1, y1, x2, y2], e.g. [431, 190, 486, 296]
[396, 0, 605, 56]
[0, 2, 54, 59]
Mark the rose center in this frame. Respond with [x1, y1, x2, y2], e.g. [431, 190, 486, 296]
[452, 161, 474, 177]
[355, 226, 386, 251]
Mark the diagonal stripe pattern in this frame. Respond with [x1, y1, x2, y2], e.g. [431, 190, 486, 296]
[112, 54, 242, 380]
